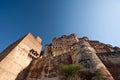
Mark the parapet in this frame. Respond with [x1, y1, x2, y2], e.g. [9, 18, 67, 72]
[35, 36, 42, 43]
[79, 36, 89, 41]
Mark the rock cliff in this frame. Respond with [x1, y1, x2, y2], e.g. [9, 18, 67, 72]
[25, 34, 120, 80]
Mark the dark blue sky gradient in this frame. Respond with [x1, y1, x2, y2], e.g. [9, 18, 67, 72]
[0, 0, 120, 52]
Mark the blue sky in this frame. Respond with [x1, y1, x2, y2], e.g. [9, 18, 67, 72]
[0, 0, 120, 52]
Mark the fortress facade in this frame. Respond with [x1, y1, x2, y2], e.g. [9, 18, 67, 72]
[0, 33, 120, 80]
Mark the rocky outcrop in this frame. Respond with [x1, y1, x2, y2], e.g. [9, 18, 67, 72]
[26, 34, 120, 80]
[26, 53, 72, 80]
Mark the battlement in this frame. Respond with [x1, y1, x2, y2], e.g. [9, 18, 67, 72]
[79, 36, 89, 41]
[88, 40, 119, 53]
[51, 34, 79, 56]
[52, 34, 79, 44]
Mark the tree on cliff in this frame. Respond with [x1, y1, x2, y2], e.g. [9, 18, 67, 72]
[60, 63, 83, 80]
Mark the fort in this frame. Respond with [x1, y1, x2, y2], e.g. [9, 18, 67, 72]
[0, 33, 120, 80]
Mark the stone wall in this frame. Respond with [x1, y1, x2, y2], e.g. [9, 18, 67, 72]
[79, 40, 114, 80]
[26, 53, 72, 80]
[89, 40, 115, 53]
[51, 34, 79, 56]
[97, 51, 120, 80]
[43, 44, 52, 57]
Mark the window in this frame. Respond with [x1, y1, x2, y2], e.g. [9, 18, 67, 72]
[29, 49, 39, 59]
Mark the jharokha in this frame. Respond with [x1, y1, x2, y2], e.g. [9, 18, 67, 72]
[0, 33, 120, 80]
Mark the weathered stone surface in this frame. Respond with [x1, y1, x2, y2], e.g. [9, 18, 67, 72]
[89, 40, 115, 53]
[51, 34, 79, 56]
[26, 34, 116, 80]
[89, 40, 120, 80]
[1, 33, 120, 80]
[26, 53, 72, 80]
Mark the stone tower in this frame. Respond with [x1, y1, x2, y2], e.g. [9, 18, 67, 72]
[78, 40, 114, 80]
[0, 33, 42, 80]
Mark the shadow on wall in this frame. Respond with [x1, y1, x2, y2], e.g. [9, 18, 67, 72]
[15, 61, 33, 80]
[0, 37, 23, 61]
[97, 51, 120, 80]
